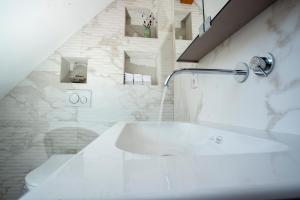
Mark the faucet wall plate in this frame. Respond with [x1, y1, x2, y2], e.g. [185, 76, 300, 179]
[249, 53, 275, 77]
[234, 63, 249, 83]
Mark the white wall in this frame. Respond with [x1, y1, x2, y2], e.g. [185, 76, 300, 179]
[174, 0, 300, 135]
[0, 0, 175, 198]
[0, 0, 113, 100]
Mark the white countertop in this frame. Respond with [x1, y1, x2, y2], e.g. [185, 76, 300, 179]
[21, 122, 300, 200]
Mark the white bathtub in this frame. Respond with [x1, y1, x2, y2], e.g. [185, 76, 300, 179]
[21, 122, 300, 200]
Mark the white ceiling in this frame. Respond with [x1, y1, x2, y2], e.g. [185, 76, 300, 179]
[0, 0, 113, 100]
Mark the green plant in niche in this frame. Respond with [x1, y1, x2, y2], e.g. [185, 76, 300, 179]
[142, 11, 156, 38]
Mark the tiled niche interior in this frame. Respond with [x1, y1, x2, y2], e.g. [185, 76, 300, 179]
[175, 10, 192, 40]
[124, 51, 158, 85]
[125, 7, 158, 38]
[60, 57, 88, 83]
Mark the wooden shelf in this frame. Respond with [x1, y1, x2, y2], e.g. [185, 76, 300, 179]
[177, 0, 276, 63]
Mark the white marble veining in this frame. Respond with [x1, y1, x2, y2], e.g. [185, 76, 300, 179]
[0, 0, 182, 198]
[21, 122, 300, 199]
[4, 0, 299, 199]
[0, 0, 113, 100]
[174, 0, 300, 135]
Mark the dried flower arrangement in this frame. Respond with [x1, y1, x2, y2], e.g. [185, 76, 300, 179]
[142, 11, 157, 29]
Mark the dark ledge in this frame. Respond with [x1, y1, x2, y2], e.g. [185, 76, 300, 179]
[177, 0, 276, 63]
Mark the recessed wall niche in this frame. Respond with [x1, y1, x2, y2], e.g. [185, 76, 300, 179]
[125, 7, 158, 38]
[124, 51, 158, 85]
[60, 57, 88, 83]
[175, 11, 192, 40]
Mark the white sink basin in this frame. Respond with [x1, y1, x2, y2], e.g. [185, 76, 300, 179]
[22, 122, 300, 200]
[116, 122, 288, 156]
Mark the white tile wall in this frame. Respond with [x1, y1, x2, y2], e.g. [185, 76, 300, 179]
[0, 0, 180, 199]
[174, 0, 300, 135]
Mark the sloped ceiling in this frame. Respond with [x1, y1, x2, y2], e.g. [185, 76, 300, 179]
[0, 0, 113, 100]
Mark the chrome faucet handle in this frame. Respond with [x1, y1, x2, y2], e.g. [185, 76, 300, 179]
[249, 53, 275, 77]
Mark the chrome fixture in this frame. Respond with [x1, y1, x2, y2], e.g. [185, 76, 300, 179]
[199, 16, 211, 36]
[164, 63, 249, 87]
[249, 53, 274, 77]
[199, 0, 211, 35]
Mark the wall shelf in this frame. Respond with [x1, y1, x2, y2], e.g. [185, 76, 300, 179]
[177, 0, 276, 62]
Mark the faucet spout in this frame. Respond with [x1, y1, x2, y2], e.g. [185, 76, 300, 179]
[164, 64, 249, 87]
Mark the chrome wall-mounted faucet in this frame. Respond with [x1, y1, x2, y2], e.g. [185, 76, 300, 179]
[164, 63, 249, 87]
[164, 53, 275, 87]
